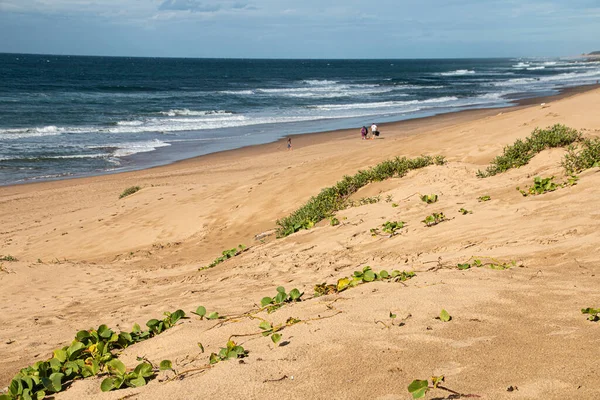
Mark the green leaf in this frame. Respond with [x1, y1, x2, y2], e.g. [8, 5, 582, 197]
[379, 270, 389, 279]
[363, 269, 376, 282]
[457, 263, 471, 270]
[198, 342, 205, 353]
[276, 286, 286, 294]
[170, 309, 186, 324]
[261, 297, 273, 307]
[132, 323, 141, 333]
[66, 341, 86, 360]
[407, 379, 429, 399]
[259, 321, 272, 331]
[207, 312, 219, 320]
[128, 376, 147, 388]
[209, 353, 220, 364]
[9, 379, 23, 396]
[53, 349, 67, 363]
[159, 360, 173, 371]
[195, 306, 207, 318]
[274, 291, 286, 304]
[146, 319, 160, 328]
[389, 312, 397, 319]
[440, 309, 452, 322]
[100, 378, 116, 392]
[43, 373, 64, 393]
[107, 358, 126, 375]
[97, 324, 113, 339]
[271, 333, 282, 344]
[289, 288, 302, 301]
[134, 362, 154, 378]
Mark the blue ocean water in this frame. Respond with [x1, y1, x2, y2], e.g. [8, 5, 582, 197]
[1, 54, 599, 185]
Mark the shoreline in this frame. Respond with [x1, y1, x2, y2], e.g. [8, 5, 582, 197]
[2, 83, 599, 189]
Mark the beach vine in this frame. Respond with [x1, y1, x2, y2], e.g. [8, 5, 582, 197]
[476, 124, 581, 178]
[276, 155, 446, 237]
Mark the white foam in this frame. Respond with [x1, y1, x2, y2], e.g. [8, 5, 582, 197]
[513, 62, 531, 68]
[440, 70, 475, 76]
[218, 90, 255, 95]
[313, 96, 459, 111]
[117, 120, 144, 126]
[495, 69, 600, 87]
[159, 109, 233, 117]
[302, 80, 338, 85]
[105, 139, 172, 157]
[527, 66, 546, 70]
[0, 125, 66, 140]
[395, 84, 445, 89]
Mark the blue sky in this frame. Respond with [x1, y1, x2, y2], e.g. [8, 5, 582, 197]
[0, 0, 598, 58]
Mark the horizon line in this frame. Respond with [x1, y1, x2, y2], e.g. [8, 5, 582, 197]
[1, 51, 588, 61]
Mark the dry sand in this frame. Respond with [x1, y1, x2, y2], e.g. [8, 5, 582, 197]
[1, 87, 600, 399]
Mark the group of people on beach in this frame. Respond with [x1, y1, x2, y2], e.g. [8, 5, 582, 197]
[361, 123, 380, 140]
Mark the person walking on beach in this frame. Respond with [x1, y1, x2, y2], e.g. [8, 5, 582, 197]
[371, 123, 379, 139]
[360, 126, 367, 140]
[287, 137, 292, 151]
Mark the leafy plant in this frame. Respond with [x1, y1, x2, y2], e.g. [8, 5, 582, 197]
[518, 175, 579, 196]
[477, 124, 581, 177]
[434, 155, 447, 165]
[420, 194, 438, 204]
[370, 228, 380, 237]
[314, 267, 415, 296]
[100, 360, 155, 392]
[457, 257, 518, 270]
[562, 137, 600, 174]
[209, 341, 248, 364]
[385, 195, 394, 203]
[0, 255, 17, 262]
[408, 376, 471, 399]
[458, 208, 472, 215]
[517, 176, 558, 196]
[260, 287, 303, 313]
[581, 307, 600, 322]
[391, 202, 399, 208]
[478, 195, 491, 202]
[381, 221, 406, 236]
[2, 309, 185, 400]
[276, 155, 444, 237]
[439, 309, 452, 322]
[119, 186, 141, 199]
[258, 321, 284, 345]
[200, 244, 247, 271]
[192, 306, 221, 320]
[421, 212, 446, 227]
[330, 217, 340, 226]
[347, 196, 380, 207]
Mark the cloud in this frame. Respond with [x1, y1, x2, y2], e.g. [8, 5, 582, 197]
[158, 0, 220, 12]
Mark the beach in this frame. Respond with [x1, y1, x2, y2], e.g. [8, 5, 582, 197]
[1, 86, 600, 399]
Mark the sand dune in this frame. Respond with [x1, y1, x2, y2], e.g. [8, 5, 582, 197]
[1, 88, 600, 399]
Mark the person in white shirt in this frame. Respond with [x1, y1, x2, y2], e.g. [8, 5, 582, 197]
[371, 123, 379, 139]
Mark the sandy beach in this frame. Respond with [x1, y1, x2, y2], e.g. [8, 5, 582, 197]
[1, 86, 600, 399]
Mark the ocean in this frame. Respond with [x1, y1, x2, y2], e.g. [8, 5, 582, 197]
[1, 54, 599, 185]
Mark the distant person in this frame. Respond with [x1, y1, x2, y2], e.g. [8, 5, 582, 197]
[361, 126, 367, 140]
[287, 137, 292, 151]
[371, 123, 379, 139]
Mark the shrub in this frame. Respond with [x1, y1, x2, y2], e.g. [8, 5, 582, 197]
[562, 137, 600, 174]
[119, 186, 141, 199]
[276, 155, 442, 237]
[477, 124, 581, 177]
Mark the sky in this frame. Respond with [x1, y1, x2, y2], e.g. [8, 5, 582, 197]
[0, 0, 598, 58]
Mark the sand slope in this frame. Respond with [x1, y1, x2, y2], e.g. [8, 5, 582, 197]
[1, 89, 600, 399]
